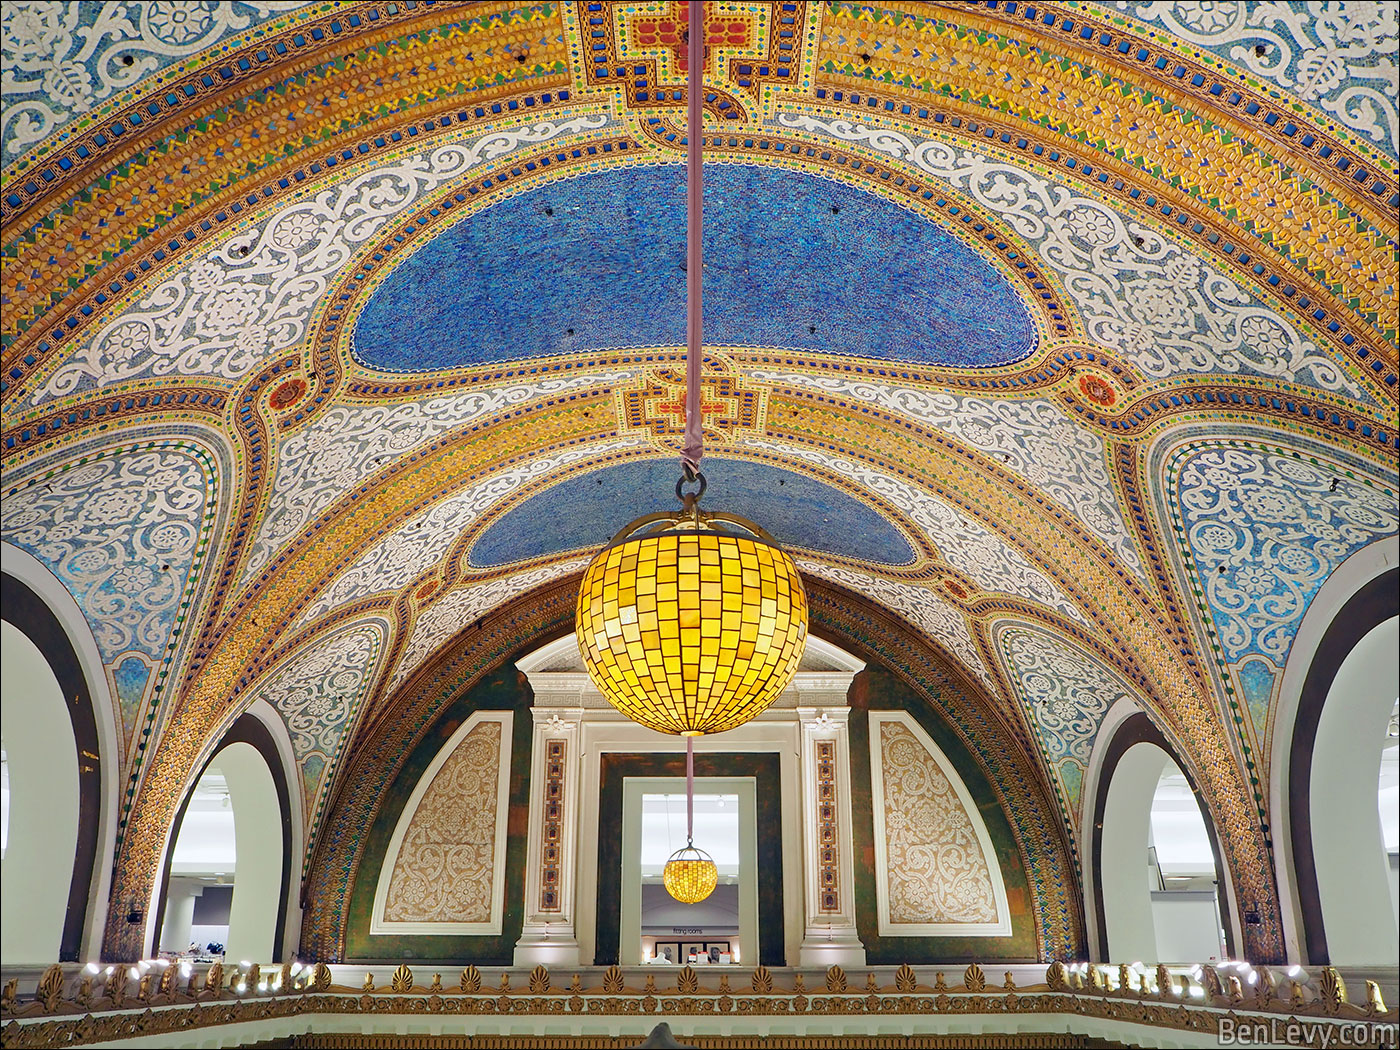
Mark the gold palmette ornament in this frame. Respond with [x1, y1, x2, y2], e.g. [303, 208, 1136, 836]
[575, 483, 809, 736]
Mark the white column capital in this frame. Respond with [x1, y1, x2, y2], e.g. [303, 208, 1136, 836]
[797, 706, 851, 735]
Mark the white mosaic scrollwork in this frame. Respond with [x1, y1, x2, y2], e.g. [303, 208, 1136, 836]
[795, 559, 996, 696]
[877, 719, 1002, 926]
[746, 438, 1090, 626]
[385, 559, 590, 697]
[293, 439, 645, 629]
[1121, 1, 1399, 158]
[29, 114, 612, 406]
[996, 625, 1129, 768]
[254, 619, 384, 791]
[745, 386, 1144, 578]
[1171, 443, 1398, 665]
[1, 445, 212, 662]
[775, 112, 1365, 400]
[241, 373, 636, 588]
[1, 1, 309, 165]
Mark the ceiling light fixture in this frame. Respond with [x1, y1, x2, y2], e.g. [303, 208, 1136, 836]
[576, 2, 808, 903]
[576, 3, 808, 742]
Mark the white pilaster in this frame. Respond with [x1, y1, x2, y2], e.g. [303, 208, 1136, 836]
[797, 682, 866, 966]
[514, 668, 587, 966]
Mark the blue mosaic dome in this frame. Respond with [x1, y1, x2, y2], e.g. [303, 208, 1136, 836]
[353, 163, 1038, 371]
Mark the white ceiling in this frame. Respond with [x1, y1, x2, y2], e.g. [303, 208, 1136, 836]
[640, 793, 740, 876]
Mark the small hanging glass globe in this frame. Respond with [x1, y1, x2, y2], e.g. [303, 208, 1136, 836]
[662, 844, 719, 904]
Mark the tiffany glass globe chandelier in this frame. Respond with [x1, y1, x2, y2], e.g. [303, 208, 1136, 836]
[575, 3, 808, 903]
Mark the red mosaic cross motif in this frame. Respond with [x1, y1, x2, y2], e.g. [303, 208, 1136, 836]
[631, 1, 754, 75]
[619, 365, 764, 447]
[654, 383, 726, 430]
[582, 2, 807, 124]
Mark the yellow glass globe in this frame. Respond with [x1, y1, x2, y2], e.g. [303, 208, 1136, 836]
[576, 516, 808, 736]
[662, 845, 719, 904]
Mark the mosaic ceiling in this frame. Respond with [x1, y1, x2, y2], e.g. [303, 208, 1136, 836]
[2, 1, 1396, 963]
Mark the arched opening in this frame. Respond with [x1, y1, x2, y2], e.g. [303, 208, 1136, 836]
[154, 716, 293, 963]
[1, 554, 116, 962]
[1271, 538, 1398, 963]
[0, 621, 80, 964]
[1382, 702, 1399, 926]
[159, 763, 236, 958]
[1093, 715, 1233, 963]
[1305, 615, 1398, 964]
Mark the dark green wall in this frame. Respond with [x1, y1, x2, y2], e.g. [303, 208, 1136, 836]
[343, 666, 533, 963]
[848, 667, 1040, 961]
[593, 752, 786, 967]
[343, 660, 1039, 964]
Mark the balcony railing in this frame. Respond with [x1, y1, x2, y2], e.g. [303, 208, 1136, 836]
[2, 959, 1396, 1048]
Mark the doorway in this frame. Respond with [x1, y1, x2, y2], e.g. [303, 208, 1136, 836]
[621, 778, 757, 966]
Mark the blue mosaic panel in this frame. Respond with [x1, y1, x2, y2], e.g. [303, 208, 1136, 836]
[467, 455, 918, 568]
[354, 163, 1037, 371]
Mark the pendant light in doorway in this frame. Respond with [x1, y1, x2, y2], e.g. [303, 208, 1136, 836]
[575, 2, 808, 903]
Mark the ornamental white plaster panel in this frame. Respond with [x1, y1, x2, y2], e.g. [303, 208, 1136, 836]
[294, 439, 643, 629]
[1, 1, 310, 165]
[385, 559, 590, 697]
[775, 112, 1365, 400]
[376, 715, 511, 930]
[1118, 1, 1399, 158]
[794, 559, 996, 696]
[745, 381, 1144, 579]
[25, 114, 612, 408]
[252, 617, 386, 834]
[869, 714, 1011, 934]
[746, 438, 1090, 626]
[241, 374, 636, 588]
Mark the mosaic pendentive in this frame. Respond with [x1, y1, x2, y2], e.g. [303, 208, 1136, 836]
[1162, 434, 1398, 776]
[995, 622, 1140, 841]
[249, 616, 388, 871]
[1, 438, 221, 773]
